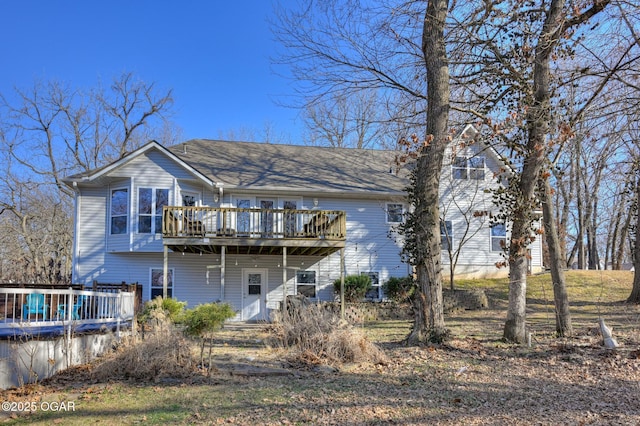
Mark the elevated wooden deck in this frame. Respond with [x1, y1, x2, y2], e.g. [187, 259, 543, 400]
[162, 206, 347, 256]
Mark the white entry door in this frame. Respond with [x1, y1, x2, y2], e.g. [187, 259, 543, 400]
[242, 268, 267, 321]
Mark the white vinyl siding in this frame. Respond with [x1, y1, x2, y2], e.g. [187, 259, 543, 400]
[73, 187, 107, 284]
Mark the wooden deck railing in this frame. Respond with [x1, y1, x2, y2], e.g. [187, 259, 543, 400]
[162, 206, 346, 240]
[0, 288, 135, 330]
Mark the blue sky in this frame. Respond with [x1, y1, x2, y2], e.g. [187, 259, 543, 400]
[0, 1, 301, 142]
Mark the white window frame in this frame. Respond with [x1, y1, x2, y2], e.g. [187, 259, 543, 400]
[138, 188, 170, 234]
[296, 270, 317, 299]
[110, 187, 129, 235]
[491, 223, 507, 252]
[453, 155, 486, 180]
[150, 267, 174, 299]
[363, 271, 381, 300]
[386, 203, 404, 224]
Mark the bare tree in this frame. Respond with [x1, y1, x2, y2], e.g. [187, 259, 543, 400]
[0, 72, 175, 283]
[303, 89, 383, 149]
[454, 0, 612, 342]
[274, 0, 452, 342]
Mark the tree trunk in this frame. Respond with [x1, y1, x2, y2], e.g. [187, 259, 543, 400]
[627, 175, 640, 303]
[503, 0, 563, 344]
[586, 193, 600, 270]
[616, 199, 632, 270]
[504, 217, 530, 343]
[576, 142, 586, 269]
[406, 0, 450, 344]
[540, 178, 572, 336]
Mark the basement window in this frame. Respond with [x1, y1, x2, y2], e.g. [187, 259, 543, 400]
[150, 268, 173, 299]
[296, 270, 316, 298]
[363, 272, 381, 300]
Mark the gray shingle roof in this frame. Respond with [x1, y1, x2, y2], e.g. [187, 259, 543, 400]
[168, 139, 409, 195]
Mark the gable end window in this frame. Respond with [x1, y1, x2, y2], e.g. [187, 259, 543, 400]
[138, 188, 169, 234]
[110, 188, 128, 235]
[453, 156, 485, 180]
[386, 203, 404, 223]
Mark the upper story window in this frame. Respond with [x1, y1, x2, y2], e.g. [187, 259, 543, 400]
[138, 188, 169, 234]
[110, 188, 128, 235]
[491, 223, 507, 251]
[386, 203, 404, 223]
[453, 156, 485, 180]
[440, 220, 453, 251]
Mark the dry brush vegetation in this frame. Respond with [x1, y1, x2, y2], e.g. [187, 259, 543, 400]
[1, 271, 640, 425]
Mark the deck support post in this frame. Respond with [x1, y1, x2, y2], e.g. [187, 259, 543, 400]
[163, 245, 169, 299]
[340, 248, 345, 320]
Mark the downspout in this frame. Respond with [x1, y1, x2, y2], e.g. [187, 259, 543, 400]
[71, 182, 81, 284]
[215, 182, 224, 205]
[163, 245, 169, 299]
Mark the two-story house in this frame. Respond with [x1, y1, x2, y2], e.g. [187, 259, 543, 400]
[63, 124, 542, 321]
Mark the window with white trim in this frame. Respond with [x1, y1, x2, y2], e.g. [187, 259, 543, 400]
[296, 270, 316, 298]
[491, 223, 507, 252]
[150, 268, 173, 299]
[363, 272, 381, 300]
[138, 188, 169, 234]
[110, 188, 128, 235]
[440, 220, 453, 251]
[453, 156, 485, 180]
[386, 203, 404, 223]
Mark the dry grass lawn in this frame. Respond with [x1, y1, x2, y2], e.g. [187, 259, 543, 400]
[2, 270, 640, 425]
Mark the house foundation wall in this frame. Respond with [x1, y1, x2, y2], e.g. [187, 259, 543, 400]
[0, 332, 119, 390]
